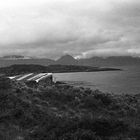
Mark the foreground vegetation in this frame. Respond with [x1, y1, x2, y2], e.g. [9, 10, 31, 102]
[0, 77, 140, 140]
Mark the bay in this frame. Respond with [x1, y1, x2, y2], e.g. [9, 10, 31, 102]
[54, 65, 140, 94]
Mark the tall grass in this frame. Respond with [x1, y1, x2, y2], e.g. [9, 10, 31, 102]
[0, 77, 139, 140]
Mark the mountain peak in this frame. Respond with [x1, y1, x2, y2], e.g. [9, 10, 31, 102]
[56, 55, 77, 65]
[60, 54, 75, 59]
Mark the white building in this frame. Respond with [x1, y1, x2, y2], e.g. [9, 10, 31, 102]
[9, 73, 53, 86]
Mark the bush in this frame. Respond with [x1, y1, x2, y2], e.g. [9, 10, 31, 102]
[93, 92, 113, 106]
[59, 129, 101, 140]
[0, 77, 12, 90]
[81, 95, 103, 109]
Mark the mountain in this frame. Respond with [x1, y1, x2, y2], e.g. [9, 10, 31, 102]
[0, 55, 55, 67]
[78, 56, 140, 67]
[1, 55, 31, 60]
[55, 55, 78, 65]
[55, 55, 140, 67]
[0, 54, 140, 68]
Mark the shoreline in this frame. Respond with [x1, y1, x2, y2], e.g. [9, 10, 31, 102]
[53, 68, 122, 74]
[0, 64, 122, 76]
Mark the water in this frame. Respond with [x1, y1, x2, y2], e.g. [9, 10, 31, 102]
[54, 66, 140, 94]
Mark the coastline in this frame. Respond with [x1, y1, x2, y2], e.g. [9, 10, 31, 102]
[0, 64, 122, 76]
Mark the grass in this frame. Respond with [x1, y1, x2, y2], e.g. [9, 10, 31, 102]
[0, 77, 139, 139]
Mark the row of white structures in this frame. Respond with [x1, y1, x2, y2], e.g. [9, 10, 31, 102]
[9, 73, 53, 85]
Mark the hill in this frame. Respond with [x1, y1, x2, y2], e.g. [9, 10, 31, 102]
[0, 58, 55, 67]
[78, 56, 140, 67]
[56, 55, 140, 66]
[0, 76, 140, 139]
[55, 54, 78, 65]
[0, 64, 121, 76]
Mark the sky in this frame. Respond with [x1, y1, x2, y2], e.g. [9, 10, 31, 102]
[0, 0, 140, 59]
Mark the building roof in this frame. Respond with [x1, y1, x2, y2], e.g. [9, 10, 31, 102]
[9, 73, 52, 83]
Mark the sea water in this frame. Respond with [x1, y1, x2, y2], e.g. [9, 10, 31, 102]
[54, 65, 140, 94]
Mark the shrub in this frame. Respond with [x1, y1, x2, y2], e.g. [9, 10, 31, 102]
[81, 95, 103, 109]
[0, 77, 12, 90]
[59, 129, 101, 140]
[93, 92, 112, 106]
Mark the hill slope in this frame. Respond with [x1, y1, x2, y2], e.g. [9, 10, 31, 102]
[0, 77, 140, 139]
[0, 64, 121, 76]
[0, 58, 55, 67]
[78, 56, 140, 67]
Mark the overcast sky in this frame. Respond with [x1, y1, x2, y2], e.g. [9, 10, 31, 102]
[0, 0, 140, 59]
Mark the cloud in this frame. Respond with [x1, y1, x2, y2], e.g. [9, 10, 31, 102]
[0, 0, 140, 58]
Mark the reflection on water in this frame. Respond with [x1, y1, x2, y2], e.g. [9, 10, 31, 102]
[54, 66, 140, 94]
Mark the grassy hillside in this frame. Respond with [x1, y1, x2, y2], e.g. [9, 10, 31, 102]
[0, 64, 121, 76]
[0, 77, 139, 139]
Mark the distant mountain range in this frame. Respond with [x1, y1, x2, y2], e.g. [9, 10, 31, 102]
[0, 54, 140, 67]
[0, 55, 55, 67]
[78, 56, 140, 67]
[1, 55, 31, 60]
